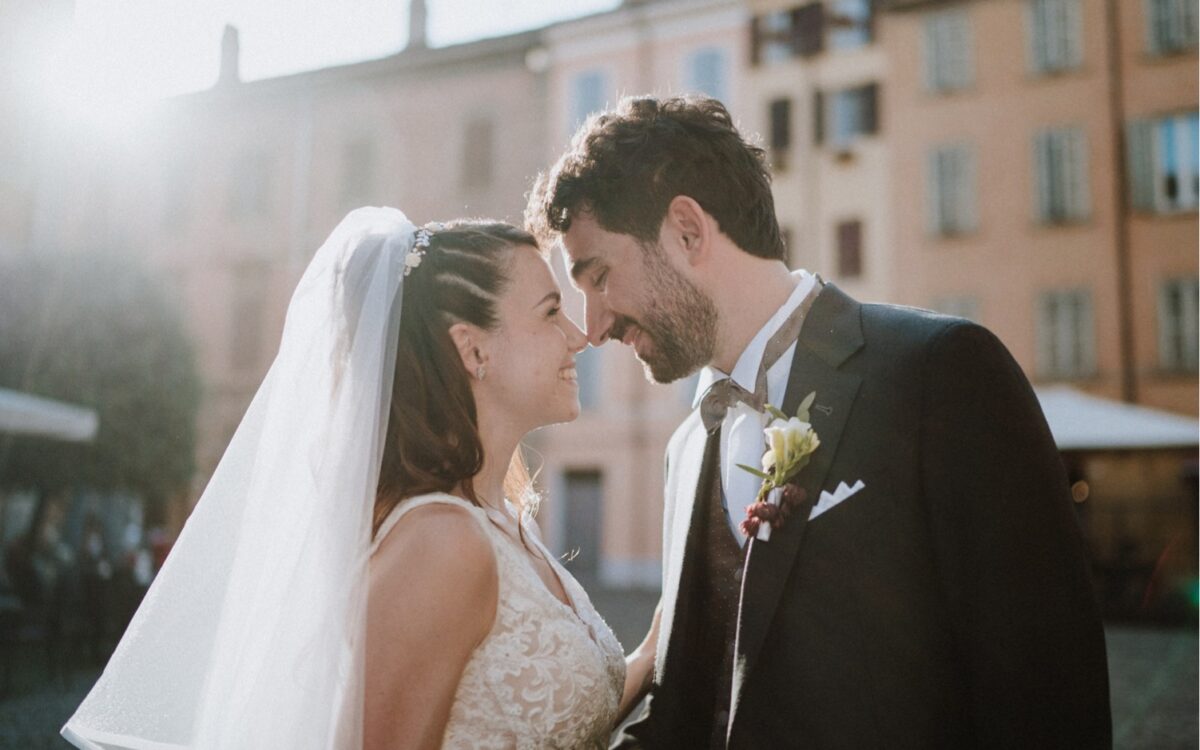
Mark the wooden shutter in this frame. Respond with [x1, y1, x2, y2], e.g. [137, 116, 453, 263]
[836, 220, 863, 278]
[770, 98, 792, 150]
[860, 82, 879, 135]
[1126, 118, 1156, 211]
[1067, 127, 1090, 219]
[795, 3, 825, 58]
[1034, 130, 1053, 222]
[813, 89, 825, 146]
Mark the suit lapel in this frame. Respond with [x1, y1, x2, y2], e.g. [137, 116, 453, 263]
[729, 284, 865, 727]
[655, 415, 712, 681]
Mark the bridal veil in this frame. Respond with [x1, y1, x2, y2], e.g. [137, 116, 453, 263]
[62, 207, 417, 749]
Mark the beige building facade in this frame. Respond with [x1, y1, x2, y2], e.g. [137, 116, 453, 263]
[5, 0, 1194, 595]
[880, 0, 1197, 416]
[742, 0, 894, 303]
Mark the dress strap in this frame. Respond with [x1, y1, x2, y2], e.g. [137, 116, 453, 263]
[369, 493, 487, 556]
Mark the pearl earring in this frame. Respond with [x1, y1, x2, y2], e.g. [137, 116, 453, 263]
[476, 365, 486, 381]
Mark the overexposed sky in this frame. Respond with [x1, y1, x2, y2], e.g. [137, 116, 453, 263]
[49, 0, 618, 109]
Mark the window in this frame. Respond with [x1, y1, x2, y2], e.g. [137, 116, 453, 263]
[685, 47, 728, 103]
[1033, 126, 1090, 223]
[1027, 0, 1082, 74]
[836, 219, 863, 278]
[575, 345, 602, 410]
[828, 0, 873, 50]
[927, 144, 978, 235]
[1145, 0, 1199, 55]
[768, 98, 792, 171]
[817, 83, 879, 148]
[461, 118, 494, 190]
[569, 70, 609, 133]
[340, 137, 376, 209]
[931, 295, 980, 322]
[751, 3, 824, 64]
[1127, 111, 1200, 214]
[923, 9, 973, 93]
[1037, 289, 1096, 379]
[230, 267, 267, 371]
[229, 149, 271, 219]
[1158, 277, 1199, 372]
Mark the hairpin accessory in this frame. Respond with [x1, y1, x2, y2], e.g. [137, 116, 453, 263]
[404, 227, 434, 277]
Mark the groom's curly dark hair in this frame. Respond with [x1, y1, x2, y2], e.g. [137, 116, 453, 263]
[525, 94, 785, 260]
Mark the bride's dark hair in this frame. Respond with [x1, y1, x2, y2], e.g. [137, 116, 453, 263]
[373, 221, 537, 538]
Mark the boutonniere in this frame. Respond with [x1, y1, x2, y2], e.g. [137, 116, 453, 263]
[736, 392, 820, 542]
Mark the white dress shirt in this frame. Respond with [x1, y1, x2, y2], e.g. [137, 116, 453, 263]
[691, 269, 818, 545]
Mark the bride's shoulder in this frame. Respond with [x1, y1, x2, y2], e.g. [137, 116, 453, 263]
[368, 497, 499, 655]
[371, 496, 496, 579]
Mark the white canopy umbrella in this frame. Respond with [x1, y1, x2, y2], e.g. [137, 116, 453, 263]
[0, 387, 99, 442]
[1035, 385, 1199, 451]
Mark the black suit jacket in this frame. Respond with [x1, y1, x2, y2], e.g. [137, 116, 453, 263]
[614, 284, 1111, 749]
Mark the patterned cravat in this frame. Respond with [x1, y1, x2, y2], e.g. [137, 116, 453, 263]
[698, 277, 823, 433]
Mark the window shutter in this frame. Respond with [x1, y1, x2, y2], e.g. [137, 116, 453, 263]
[1034, 130, 1053, 222]
[1182, 0, 1200, 47]
[923, 17, 940, 90]
[960, 146, 978, 231]
[1126, 118, 1155, 211]
[949, 11, 973, 89]
[1078, 290, 1096, 375]
[1069, 127, 1091, 219]
[770, 98, 792, 150]
[1036, 293, 1057, 377]
[926, 149, 943, 234]
[796, 3, 826, 57]
[836, 219, 863, 278]
[861, 82, 879, 135]
[1157, 281, 1178, 370]
[813, 89, 825, 145]
[1065, 0, 1083, 68]
[1145, 0, 1165, 55]
[1184, 279, 1200, 370]
[1025, 0, 1043, 73]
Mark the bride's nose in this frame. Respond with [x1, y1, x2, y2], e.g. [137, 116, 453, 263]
[564, 317, 587, 353]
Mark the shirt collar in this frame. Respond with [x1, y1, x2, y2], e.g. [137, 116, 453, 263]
[691, 269, 815, 408]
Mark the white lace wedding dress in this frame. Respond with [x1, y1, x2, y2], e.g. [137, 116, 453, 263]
[369, 493, 626, 749]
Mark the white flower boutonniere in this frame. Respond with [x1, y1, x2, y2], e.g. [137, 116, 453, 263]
[736, 392, 821, 541]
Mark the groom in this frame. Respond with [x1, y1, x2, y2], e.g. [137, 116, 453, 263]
[526, 95, 1111, 748]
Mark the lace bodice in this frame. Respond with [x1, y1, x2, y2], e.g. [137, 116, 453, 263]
[370, 494, 626, 749]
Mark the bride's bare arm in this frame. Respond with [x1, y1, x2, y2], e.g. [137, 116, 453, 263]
[365, 505, 498, 750]
[617, 599, 663, 724]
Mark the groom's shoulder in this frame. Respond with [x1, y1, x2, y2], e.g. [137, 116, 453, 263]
[853, 301, 1012, 377]
[859, 301, 980, 351]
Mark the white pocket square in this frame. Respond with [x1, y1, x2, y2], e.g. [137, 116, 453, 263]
[809, 479, 865, 520]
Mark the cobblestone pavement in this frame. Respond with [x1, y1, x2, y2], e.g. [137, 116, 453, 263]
[0, 596, 1194, 748]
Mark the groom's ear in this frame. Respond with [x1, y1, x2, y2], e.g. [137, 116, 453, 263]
[663, 195, 712, 268]
[448, 322, 487, 376]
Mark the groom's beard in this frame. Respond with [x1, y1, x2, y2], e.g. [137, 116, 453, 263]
[615, 247, 717, 384]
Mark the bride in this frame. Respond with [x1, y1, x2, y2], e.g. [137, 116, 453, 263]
[61, 208, 659, 749]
